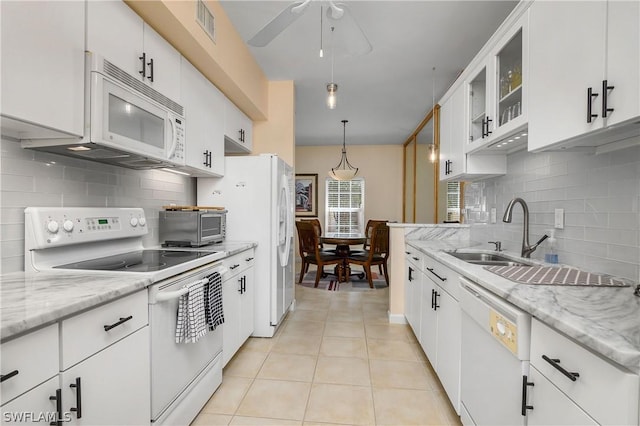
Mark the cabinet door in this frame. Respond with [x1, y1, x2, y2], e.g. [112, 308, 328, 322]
[419, 272, 437, 364]
[61, 327, 150, 426]
[180, 58, 225, 176]
[1, 377, 61, 426]
[528, 1, 606, 151]
[527, 367, 598, 426]
[1, 0, 84, 137]
[448, 85, 466, 178]
[239, 267, 255, 344]
[434, 288, 460, 413]
[605, 0, 640, 127]
[224, 99, 252, 153]
[404, 260, 421, 336]
[467, 62, 491, 145]
[86, 1, 144, 79]
[222, 275, 241, 366]
[143, 23, 181, 103]
[439, 97, 452, 181]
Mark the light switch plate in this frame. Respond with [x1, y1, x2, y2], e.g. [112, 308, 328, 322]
[554, 208, 564, 229]
[490, 208, 497, 224]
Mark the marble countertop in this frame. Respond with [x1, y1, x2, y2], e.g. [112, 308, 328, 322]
[0, 241, 257, 342]
[407, 240, 640, 374]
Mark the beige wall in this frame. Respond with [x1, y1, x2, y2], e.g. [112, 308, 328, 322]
[295, 145, 403, 228]
[253, 81, 296, 167]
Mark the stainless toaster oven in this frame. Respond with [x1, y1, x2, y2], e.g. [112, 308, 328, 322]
[159, 210, 226, 247]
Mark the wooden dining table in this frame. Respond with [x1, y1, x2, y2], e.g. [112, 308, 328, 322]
[320, 232, 366, 282]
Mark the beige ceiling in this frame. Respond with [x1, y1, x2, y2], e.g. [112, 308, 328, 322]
[221, 0, 518, 146]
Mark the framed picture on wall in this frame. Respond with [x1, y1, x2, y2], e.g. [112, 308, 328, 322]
[295, 174, 318, 217]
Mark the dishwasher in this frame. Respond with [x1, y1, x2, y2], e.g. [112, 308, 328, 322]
[459, 276, 532, 426]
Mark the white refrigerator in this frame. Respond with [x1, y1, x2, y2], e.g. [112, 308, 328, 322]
[197, 154, 295, 337]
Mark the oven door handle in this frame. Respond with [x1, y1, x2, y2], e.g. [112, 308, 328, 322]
[153, 266, 228, 303]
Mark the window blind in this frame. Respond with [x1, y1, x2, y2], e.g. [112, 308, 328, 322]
[325, 178, 365, 233]
[446, 182, 461, 222]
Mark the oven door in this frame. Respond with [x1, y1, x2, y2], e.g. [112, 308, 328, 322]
[90, 72, 184, 165]
[199, 213, 225, 244]
[148, 264, 224, 421]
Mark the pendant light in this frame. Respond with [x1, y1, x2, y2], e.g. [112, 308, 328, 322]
[326, 26, 337, 109]
[428, 66, 437, 163]
[329, 120, 358, 181]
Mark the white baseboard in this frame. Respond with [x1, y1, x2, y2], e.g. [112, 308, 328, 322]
[388, 312, 407, 324]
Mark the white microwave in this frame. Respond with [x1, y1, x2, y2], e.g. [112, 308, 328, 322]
[22, 53, 186, 169]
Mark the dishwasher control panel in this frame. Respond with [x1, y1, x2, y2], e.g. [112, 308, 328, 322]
[490, 310, 518, 355]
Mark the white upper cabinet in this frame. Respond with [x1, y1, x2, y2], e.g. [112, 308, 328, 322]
[0, 1, 85, 138]
[87, 0, 181, 103]
[528, 0, 639, 151]
[465, 13, 529, 155]
[440, 84, 506, 181]
[603, 0, 640, 128]
[179, 58, 225, 177]
[224, 98, 253, 153]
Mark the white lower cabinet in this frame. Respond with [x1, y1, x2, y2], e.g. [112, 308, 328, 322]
[529, 318, 639, 425]
[404, 246, 423, 336]
[405, 249, 461, 414]
[1, 291, 151, 426]
[222, 249, 255, 366]
[60, 327, 150, 426]
[526, 366, 597, 426]
[1, 377, 61, 426]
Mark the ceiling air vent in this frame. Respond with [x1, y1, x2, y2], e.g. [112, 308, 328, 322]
[197, 0, 215, 43]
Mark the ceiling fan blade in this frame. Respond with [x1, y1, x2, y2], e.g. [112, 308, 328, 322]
[327, 3, 372, 56]
[248, 0, 312, 47]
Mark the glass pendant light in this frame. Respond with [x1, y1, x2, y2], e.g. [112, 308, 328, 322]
[326, 26, 337, 109]
[329, 120, 358, 180]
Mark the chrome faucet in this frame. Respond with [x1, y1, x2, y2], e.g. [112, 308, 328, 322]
[502, 197, 549, 258]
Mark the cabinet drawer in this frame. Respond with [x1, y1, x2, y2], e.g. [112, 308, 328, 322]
[61, 290, 148, 370]
[530, 319, 639, 425]
[423, 255, 459, 300]
[223, 250, 254, 278]
[404, 246, 423, 268]
[1, 324, 59, 405]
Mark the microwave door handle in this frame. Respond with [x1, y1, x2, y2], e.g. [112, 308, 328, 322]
[167, 118, 177, 160]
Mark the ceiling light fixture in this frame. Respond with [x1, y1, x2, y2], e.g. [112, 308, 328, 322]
[428, 66, 437, 163]
[329, 119, 358, 180]
[319, 6, 324, 58]
[326, 26, 337, 109]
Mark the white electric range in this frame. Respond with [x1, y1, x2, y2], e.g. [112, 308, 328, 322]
[24, 207, 229, 425]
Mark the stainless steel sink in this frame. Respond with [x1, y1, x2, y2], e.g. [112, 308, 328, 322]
[446, 251, 533, 267]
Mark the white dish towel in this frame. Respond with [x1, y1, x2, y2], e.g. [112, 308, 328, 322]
[175, 278, 209, 343]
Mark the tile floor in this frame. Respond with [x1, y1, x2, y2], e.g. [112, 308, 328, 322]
[192, 281, 461, 425]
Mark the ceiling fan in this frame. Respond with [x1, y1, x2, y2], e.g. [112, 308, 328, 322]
[247, 0, 372, 56]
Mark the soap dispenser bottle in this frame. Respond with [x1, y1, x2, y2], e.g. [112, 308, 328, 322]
[544, 229, 558, 264]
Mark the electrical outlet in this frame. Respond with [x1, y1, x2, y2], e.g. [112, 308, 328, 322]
[490, 208, 497, 224]
[554, 208, 564, 229]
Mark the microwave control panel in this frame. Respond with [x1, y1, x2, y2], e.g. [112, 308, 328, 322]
[169, 116, 186, 164]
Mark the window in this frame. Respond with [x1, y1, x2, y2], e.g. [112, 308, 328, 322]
[325, 178, 365, 234]
[446, 182, 461, 222]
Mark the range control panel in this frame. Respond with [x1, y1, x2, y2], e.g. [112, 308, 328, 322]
[490, 310, 518, 355]
[25, 207, 148, 250]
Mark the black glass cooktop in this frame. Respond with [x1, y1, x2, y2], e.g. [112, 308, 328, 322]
[54, 250, 218, 272]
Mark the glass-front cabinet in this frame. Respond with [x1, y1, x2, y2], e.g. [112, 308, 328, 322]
[466, 13, 528, 154]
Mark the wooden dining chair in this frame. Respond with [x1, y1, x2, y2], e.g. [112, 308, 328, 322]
[302, 218, 335, 254]
[351, 219, 388, 274]
[295, 220, 342, 287]
[347, 222, 390, 288]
